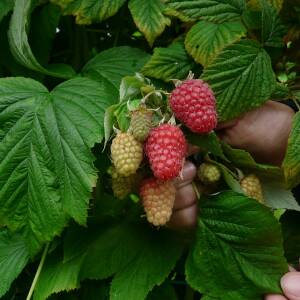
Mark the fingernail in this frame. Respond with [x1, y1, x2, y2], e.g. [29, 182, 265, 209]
[281, 272, 300, 299]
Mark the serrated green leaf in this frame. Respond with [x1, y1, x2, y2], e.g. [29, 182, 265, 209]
[0, 0, 14, 22]
[262, 181, 300, 211]
[51, 0, 126, 24]
[280, 211, 300, 265]
[110, 228, 183, 300]
[164, 0, 246, 23]
[283, 112, 300, 188]
[33, 252, 84, 300]
[82, 46, 149, 91]
[185, 20, 246, 67]
[0, 77, 116, 255]
[202, 39, 276, 121]
[142, 40, 196, 81]
[36, 223, 183, 300]
[186, 191, 288, 299]
[129, 0, 171, 46]
[8, 0, 76, 79]
[0, 230, 29, 298]
[260, 0, 286, 47]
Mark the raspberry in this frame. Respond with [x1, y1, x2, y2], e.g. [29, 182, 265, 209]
[130, 107, 152, 142]
[240, 174, 264, 203]
[169, 79, 217, 133]
[198, 163, 221, 184]
[111, 132, 143, 177]
[111, 168, 137, 199]
[145, 124, 187, 180]
[140, 178, 176, 226]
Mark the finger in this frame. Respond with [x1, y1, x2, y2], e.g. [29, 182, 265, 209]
[167, 204, 198, 229]
[174, 161, 197, 188]
[281, 272, 300, 300]
[173, 184, 197, 210]
[216, 119, 239, 130]
[264, 295, 287, 300]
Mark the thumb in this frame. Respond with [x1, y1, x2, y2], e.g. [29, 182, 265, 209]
[281, 272, 300, 300]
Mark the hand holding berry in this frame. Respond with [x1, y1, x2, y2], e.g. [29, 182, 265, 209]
[217, 101, 294, 166]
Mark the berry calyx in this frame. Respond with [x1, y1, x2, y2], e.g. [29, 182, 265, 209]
[140, 178, 176, 226]
[169, 79, 217, 133]
[145, 124, 187, 180]
[111, 132, 143, 177]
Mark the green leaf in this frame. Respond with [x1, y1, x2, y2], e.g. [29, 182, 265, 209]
[186, 131, 227, 161]
[51, 0, 126, 24]
[0, 77, 116, 255]
[129, 0, 171, 46]
[282, 112, 300, 188]
[202, 39, 276, 121]
[222, 143, 284, 180]
[82, 46, 149, 92]
[142, 40, 196, 81]
[164, 0, 246, 23]
[35, 223, 183, 300]
[262, 181, 300, 211]
[110, 228, 183, 300]
[0, 230, 29, 298]
[185, 20, 246, 67]
[8, 0, 75, 79]
[280, 211, 300, 265]
[0, 15, 41, 79]
[212, 160, 243, 192]
[120, 74, 148, 102]
[0, 0, 14, 22]
[186, 191, 288, 300]
[260, 0, 286, 47]
[33, 252, 84, 300]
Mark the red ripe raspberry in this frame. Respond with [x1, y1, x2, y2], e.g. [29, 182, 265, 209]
[169, 79, 217, 133]
[140, 178, 176, 226]
[145, 124, 187, 180]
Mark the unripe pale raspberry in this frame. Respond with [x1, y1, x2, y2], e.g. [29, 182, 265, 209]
[198, 163, 221, 184]
[111, 168, 137, 199]
[240, 174, 264, 203]
[145, 124, 187, 180]
[111, 132, 143, 177]
[130, 107, 153, 142]
[140, 178, 176, 226]
[169, 79, 217, 133]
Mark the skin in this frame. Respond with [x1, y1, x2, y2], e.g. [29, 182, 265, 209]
[168, 101, 299, 299]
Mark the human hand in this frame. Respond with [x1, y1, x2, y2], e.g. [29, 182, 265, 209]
[167, 161, 198, 229]
[217, 101, 294, 166]
[265, 270, 300, 300]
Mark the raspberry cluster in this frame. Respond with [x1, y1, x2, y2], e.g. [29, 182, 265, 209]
[109, 77, 221, 227]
